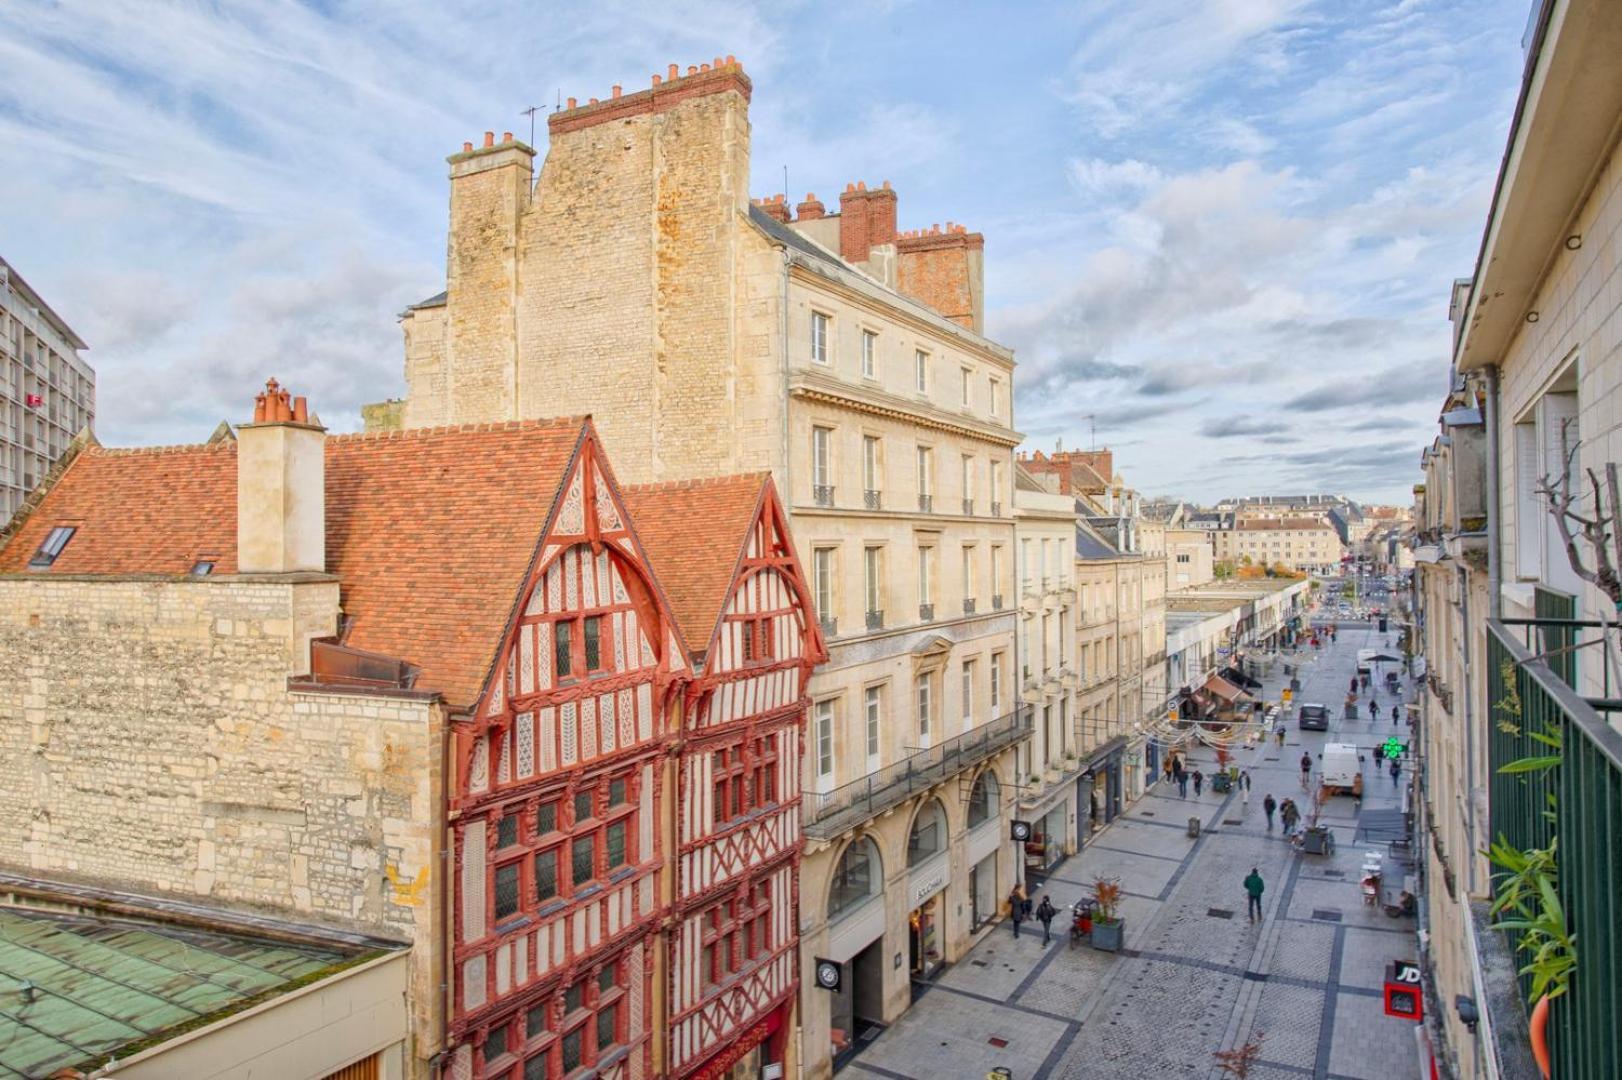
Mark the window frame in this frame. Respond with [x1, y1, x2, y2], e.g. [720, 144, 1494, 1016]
[914, 349, 929, 394]
[810, 310, 831, 365]
[860, 329, 878, 379]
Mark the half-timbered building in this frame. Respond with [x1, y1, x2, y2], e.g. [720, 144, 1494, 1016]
[625, 476, 826, 1079]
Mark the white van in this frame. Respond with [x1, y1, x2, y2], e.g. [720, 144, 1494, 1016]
[1321, 743, 1362, 793]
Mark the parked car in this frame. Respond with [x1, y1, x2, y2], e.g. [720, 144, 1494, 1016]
[1297, 702, 1330, 731]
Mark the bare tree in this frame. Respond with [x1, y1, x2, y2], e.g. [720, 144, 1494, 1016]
[1535, 418, 1622, 607]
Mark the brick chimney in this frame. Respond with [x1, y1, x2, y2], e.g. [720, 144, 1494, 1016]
[838, 180, 898, 264]
[756, 193, 791, 223]
[237, 378, 325, 574]
[897, 224, 985, 332]
[795, 193, 825, 220]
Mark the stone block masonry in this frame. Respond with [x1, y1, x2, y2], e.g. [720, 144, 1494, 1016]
[0, 574, 446, 1066]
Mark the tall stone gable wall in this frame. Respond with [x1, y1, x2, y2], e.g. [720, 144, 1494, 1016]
[407, 76, 788, 486]
[0, 576, 445, 1060]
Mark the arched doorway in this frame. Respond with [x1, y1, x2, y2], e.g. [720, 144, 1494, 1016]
[965, 771, 1001, 929]
[825, 837, 884, 1066]
[905, 800, 950, 980]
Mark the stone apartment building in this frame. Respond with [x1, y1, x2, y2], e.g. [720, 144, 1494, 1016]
[1214, 517, 1344, 573]
[375, 60, 1027, 1077]
[1411, 2, 1622, 1076]
[0, 254, 95, 523]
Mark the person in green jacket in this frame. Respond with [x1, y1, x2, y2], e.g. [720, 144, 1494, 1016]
[1244, 868, 1265, 922]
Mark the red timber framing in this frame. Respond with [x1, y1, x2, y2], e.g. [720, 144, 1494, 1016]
[450, 430, 687, 1080]
[665, 486, 826, 1079]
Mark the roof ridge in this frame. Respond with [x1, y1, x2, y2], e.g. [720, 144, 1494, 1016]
[91, 441, 234, 457]
[326, 416, 589, 443]
[623, 471, 769, 493]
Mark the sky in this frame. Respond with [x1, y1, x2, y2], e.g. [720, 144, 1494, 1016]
[0, 0, 1532, 503]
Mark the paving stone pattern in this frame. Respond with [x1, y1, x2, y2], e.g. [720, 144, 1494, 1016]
[845, 621, 1423, 1080]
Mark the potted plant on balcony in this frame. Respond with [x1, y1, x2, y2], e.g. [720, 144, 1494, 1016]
[1088, 877, 1125, 952]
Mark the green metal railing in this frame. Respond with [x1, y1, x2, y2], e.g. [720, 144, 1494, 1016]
[1487, 619, 1622, 1079]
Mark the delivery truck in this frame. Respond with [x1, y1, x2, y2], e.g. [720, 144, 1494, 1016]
[1321, 743, 1363, 795]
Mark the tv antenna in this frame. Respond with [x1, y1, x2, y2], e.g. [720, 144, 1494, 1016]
[1079, 413, 1096, 450]
[521, 106, 541, 147]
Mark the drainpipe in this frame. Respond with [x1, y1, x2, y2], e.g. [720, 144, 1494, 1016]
[1456, 565, 1479, 895]
[1484, 365, 1502, 619]
[779, 250, 793, 503]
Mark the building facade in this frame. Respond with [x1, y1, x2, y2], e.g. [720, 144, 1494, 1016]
[0, 255, 95, 523]
[377, 60, 1028, 1077]
[1213, 517, 1344, 573]
[1412, 2, 1622, 1076]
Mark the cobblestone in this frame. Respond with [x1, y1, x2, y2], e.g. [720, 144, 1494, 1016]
[845, 622, 1425, 1079]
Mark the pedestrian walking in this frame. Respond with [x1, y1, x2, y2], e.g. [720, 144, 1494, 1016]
[1008, 886, 1026, 938]
[1170, 754, 1183, 777]
[1300, 751, 1312, 782]
[1177, 769, 1189, 798]
[1241, 771, 1251, 805]
[1281, 799, 1300, 836]
[1369, 693, 1379, 713]
[1193, 769, 1204, 796]
[1390, 757, 1402, 784]
[1263, 793, 1277, 830]
[1373, 742, 1385, 767]
[1392, 704, 1401, 725]
[1348, 676, 1357, 695]
[1036, 895, 1057, 945]
[1244, 867, 1265, 921]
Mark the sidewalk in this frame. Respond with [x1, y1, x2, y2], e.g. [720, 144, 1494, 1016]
[843, 623, 1422, 1080]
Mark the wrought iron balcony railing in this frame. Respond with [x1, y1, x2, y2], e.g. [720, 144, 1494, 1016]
[963, 598, 976, 615]
[990, 501, 1001, 517]
[864, 489, 882, 510]
[865, 609, 884, 631]
[803, 706, 1033, 839]
[962, 498, 974, 516]
[819, 615, 837, 638]
[992, 593, 1004, 611]
[918, 493, 933, 513]
[813, 485, 835, 507]
[918, 603, 934, 622]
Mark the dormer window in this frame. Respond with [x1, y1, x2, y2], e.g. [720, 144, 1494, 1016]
[28, 526, 75, 569]
[190, 560, 215, 576]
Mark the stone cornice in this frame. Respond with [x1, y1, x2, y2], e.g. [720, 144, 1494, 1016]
[789, 373, 1022, 448]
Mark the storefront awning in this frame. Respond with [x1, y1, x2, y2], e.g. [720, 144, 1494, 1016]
[1203, 675, 1246, 702]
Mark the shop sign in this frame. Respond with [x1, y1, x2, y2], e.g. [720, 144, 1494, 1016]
[1009, 819, 1032, 842]
[1383, 960, 1423, 1020]
[908, 861, 948, 906]
[813, 957, 842, 992]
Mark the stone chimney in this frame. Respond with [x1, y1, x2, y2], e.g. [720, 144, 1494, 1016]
[237, 378, 325, 574]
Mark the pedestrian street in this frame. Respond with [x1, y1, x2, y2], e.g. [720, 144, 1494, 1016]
[842, 619, 1424, 1080]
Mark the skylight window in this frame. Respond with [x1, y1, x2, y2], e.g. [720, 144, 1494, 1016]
[190, 561, 215, 576]
[28, 526, 75, 569]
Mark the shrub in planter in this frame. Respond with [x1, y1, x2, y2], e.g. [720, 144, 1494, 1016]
[1089, 877, 1125, 952]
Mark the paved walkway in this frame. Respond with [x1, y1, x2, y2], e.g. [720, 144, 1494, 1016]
[844, 619, 1422, 1080]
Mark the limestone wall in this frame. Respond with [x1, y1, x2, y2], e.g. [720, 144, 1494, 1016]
[0, 575, 445, 1065]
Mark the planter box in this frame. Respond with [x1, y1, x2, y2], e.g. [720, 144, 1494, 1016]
[1301, 826, 1335, 855]
[1211, 774, 1232, 793]
[1090, 919, 1124, 952]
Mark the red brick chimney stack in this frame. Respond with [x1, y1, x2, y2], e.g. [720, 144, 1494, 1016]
[838, 179, 898, 264]
[796, 193, 825, 220]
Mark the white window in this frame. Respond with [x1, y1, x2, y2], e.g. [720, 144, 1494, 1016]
[812, 426, 831, 488]
[916, 446, 933, 500]
[991, 546, 1003, 597]
[961, 660, 974, 722]
[863, 435, 880, 494]
[990, 460, 1003, 510]
[990, 378, 1003, 418]
[962, 546, 975, 603]
[861, 330, 877, 379]
[961, 368, 972, 408]
[1516, 385, 1582, 592]
[918, 546, 933, 606]
[916, 675, 932, 741]
[815, 700, 834, 779]
[962, 456, 974, 510]
[1042, 612, 1051, 672]
[990, 653, 1002, 710]
[813, 548, 835, 620]
[864, 546, 883, 614]
[1020, 538, 1032, 590]
[864, 686, 882, 760]
[915, 350, 929, 393]
[811, 311, 830, 365]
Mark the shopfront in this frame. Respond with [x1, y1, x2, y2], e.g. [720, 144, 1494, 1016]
[965, 772, 1002, 931]
[825, 837, 887, 1068]
[1024, 801, 1067, 882]
[905, 801, 950, 982]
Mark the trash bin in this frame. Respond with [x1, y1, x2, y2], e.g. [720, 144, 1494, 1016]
[1187, 817, 1201, 838]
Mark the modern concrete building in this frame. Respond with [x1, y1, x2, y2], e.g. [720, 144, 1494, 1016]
[0, 254, 94, 523]
[376, 60, 1028, 1077]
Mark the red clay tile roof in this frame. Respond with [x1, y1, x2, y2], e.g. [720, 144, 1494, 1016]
[622, 474, 767, 656]
[0, 419, 588, 708]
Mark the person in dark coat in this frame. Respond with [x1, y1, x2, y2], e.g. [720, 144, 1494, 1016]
[1009, 886, 1026, 937]
[1263, 793, 1277, 830]
[1392, 703, 1401, 724]
[1177, 769, 1189, 798]
[1036, 896, 1058, 944]
[1373, 742, 1385, 767]
[1192, 769, 1204, 796]
[1243, 868, 1265, 922]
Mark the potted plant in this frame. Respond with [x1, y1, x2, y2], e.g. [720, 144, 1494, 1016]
[1212, 746, 1233, 792]
[1300, 788, 1334, 855]
[1088, 877, 1125, 952]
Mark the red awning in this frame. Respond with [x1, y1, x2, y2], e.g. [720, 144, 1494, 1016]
[1203, 675, 1246, 703]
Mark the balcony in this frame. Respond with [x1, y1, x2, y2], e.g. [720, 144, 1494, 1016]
[803, 706, 1033, 839]
[918, 603, 934, 623]
[813, 485, 835, 508]
[1485, 617, 1622, 1079]
[865, 609, 885, 632]
[963, 598, 977, 616]
[863, 489, 882, 510]
[918, 493, 933, 513]
[990, 501, 1001, 517]
[962, 498, 974, 515]
[992, 593, 1004, 611]
[819, 615, 837, 638]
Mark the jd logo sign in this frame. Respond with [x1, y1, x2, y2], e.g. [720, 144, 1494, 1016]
[814, 958, 842, 992]
[1010, 820, 1033, 842]
[1392, 960, 1421, 984]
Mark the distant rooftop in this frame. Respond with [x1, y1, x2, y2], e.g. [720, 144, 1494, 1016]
[0, 253, 89, 351]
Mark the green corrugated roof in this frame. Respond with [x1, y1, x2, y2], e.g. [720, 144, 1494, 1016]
[0, 906, 354, 1079]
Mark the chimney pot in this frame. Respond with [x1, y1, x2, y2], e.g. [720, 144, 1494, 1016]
[857, 180, 867, 191]
[882, 179, 892, 190]
[462, 141, 473, 152]
[700, 63, 710, 72]
[502, 131, 513, 142]
[238, 378, 326, 574]
[483, 131, 495, 148]
[567, 97, 577, 109]
[713, 56, 722, 67]
[845, 182, 855, 193]
[652, 74, 661, 86]
[668, 63, 679, 79]
[589, 97, 598, 105]
[807, 192, 816, 200]
[611, 84, 622, 98]
[726, 54, 736, 65]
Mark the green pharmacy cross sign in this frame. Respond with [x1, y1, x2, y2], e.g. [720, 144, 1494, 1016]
[1382, 737, 1407, 758]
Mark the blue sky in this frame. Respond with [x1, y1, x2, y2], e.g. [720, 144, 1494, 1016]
[0, 0, 1530, 502]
